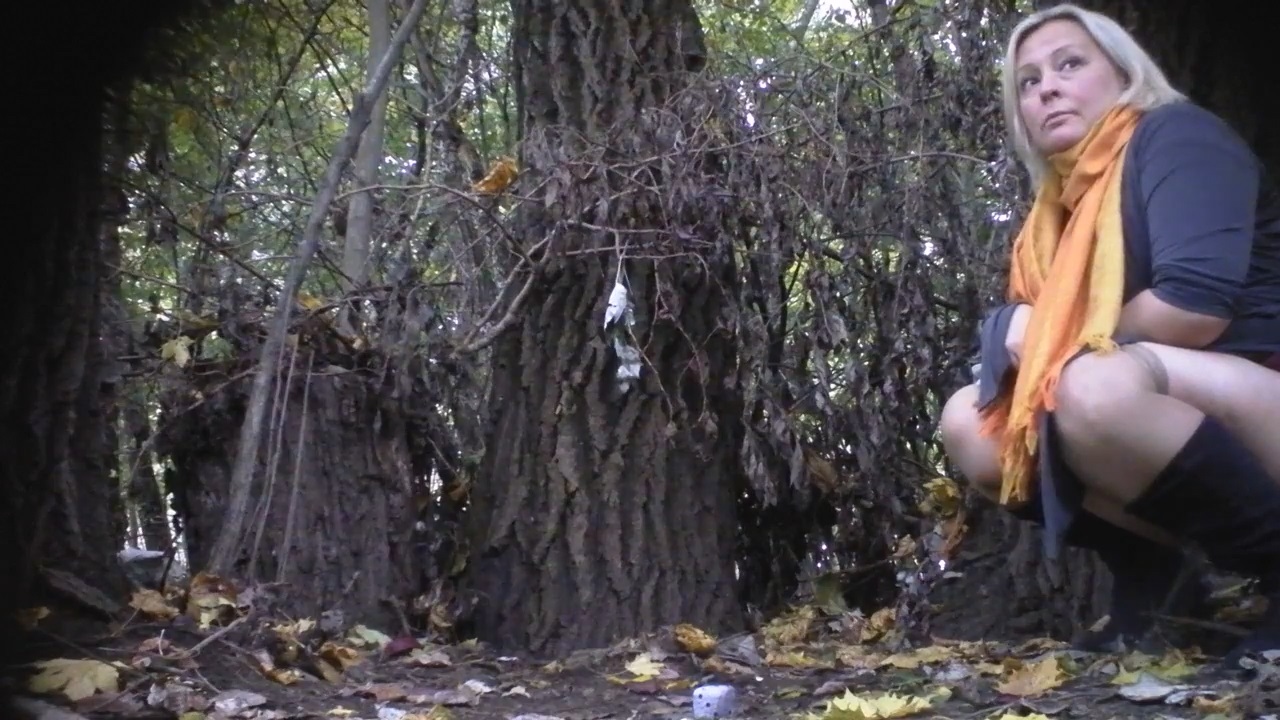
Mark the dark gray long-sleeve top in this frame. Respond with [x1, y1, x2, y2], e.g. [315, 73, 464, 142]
[974, 100, 1280, 560]
[1120, 101, 1280, 353]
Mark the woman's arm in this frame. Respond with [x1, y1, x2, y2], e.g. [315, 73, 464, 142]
[1122, 104, 1259, 348]
[1117, 290, 1229, 347]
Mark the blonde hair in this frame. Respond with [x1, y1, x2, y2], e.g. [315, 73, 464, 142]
[1001, 4, 1186, 185]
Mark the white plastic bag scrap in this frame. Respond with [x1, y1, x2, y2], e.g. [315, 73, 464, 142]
[603, 280, 630, 329]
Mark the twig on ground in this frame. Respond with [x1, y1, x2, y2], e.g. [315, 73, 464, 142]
[175, 615, 249, 659]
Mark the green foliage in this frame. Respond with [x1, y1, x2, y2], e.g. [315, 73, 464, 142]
[112, 0, 1038, 610]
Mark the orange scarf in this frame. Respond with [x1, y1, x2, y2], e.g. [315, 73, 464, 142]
[980, 105, 1140, 505]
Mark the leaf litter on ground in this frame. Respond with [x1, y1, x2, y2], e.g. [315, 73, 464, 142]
[16, 563, 1278, 720]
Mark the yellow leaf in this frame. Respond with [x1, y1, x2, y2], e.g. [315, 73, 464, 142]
[347, 624, 392, 649]
[701, 655, 755, 675]
[16, 606, 50, 630]
[471, 156, 519, 195]
[272, 618, 316, 639]
[319, 641, 362, 670]
[1191, 694, 1238, 714]
[835, 645, 883, 670]
[994, 656, 1067, 697]
[296, 292, 325, 311]
[174, 107, 199, 132]
[406, 648, 451, 667]
[185, 571, 238, 629]
[861, 607, 897, 643]
[624, 653, 665, 680]
[762, 605, 817, 646]
[973, 661, 1006, 676]
[27, 659, 120, 702]
[161, 336, 193, 368]
[1012, 637, 1068, 654]
[805, 688, 945, 719]
[813, 572, 850, 615]
[765, 650, 828, 669]
[673, 623, 717, 656]
[314, 658, 343, 683]
[919, 476, 961, 517]
[428, 603, 454, 630]
[174, 309, 220, 331]
[130, 589, 179, 620]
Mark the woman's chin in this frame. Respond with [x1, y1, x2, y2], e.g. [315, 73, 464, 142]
[1038, 127, 1086, 156]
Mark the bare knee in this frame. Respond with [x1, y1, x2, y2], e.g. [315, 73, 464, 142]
[1053, 348, 1151, 441]
[940, 384, 1001, 496]
[940, 384, 979, 448]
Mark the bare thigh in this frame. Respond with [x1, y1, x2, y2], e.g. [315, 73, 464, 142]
[941, 343, 1280, 486]
[1133, 342, 1280, 478]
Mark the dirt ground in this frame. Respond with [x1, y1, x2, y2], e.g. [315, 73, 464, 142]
[7, 598, 1279, 720]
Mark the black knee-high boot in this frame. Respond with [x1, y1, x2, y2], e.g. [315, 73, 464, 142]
[1124, 415, 1280, 666]
[1007, 499, 1209, 651]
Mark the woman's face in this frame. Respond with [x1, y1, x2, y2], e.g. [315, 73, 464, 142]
[1014, 19, 1127, 155]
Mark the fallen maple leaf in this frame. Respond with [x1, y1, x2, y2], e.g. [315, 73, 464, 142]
[765, 649, 829, 669]
[878, 645, 957, 669]
[995, 656, 1066, 697]
[130, 589, 179, 620]
[406, 647, 451, 667]
[701, 655, 755, 675]
[272, 618, 316, 638]
[27, 658, 120, 701]
[347, 624, 392, 649]
[251, 649, 304, 685]
[860, 607, 897, 643]
[804, 687, 948, 719]
[673, 623, 717, 655]
[185, 571, 238, 629]
[762, 605, 817, 646]
[320, 641, 362, 670]
[624, 653, 665, 679]
[835, 645, 883, 670]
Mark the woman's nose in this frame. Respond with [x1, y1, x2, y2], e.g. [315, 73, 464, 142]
[1037, 74, 1062, 102]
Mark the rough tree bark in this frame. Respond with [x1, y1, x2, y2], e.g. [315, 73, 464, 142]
[0, 84, 128, 618]
[932, 0, 1278, 642]
[930, 502, 1111, 642]
[2, 5, 236, 677]
[463, 0, 741, 656]
[159, 356, 419, 624]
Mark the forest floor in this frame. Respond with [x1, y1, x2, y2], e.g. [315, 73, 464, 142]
[6, 578, 1279, 720]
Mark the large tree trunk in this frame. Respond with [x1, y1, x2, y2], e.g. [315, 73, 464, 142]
[464, 0, 742, 656]
[929, 501, 1110, 642]
[0, 78, 129, 628]
[157, 355, 420, 625]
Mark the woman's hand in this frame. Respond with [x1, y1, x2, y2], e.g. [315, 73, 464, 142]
[1006, 303, 1033, 366]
